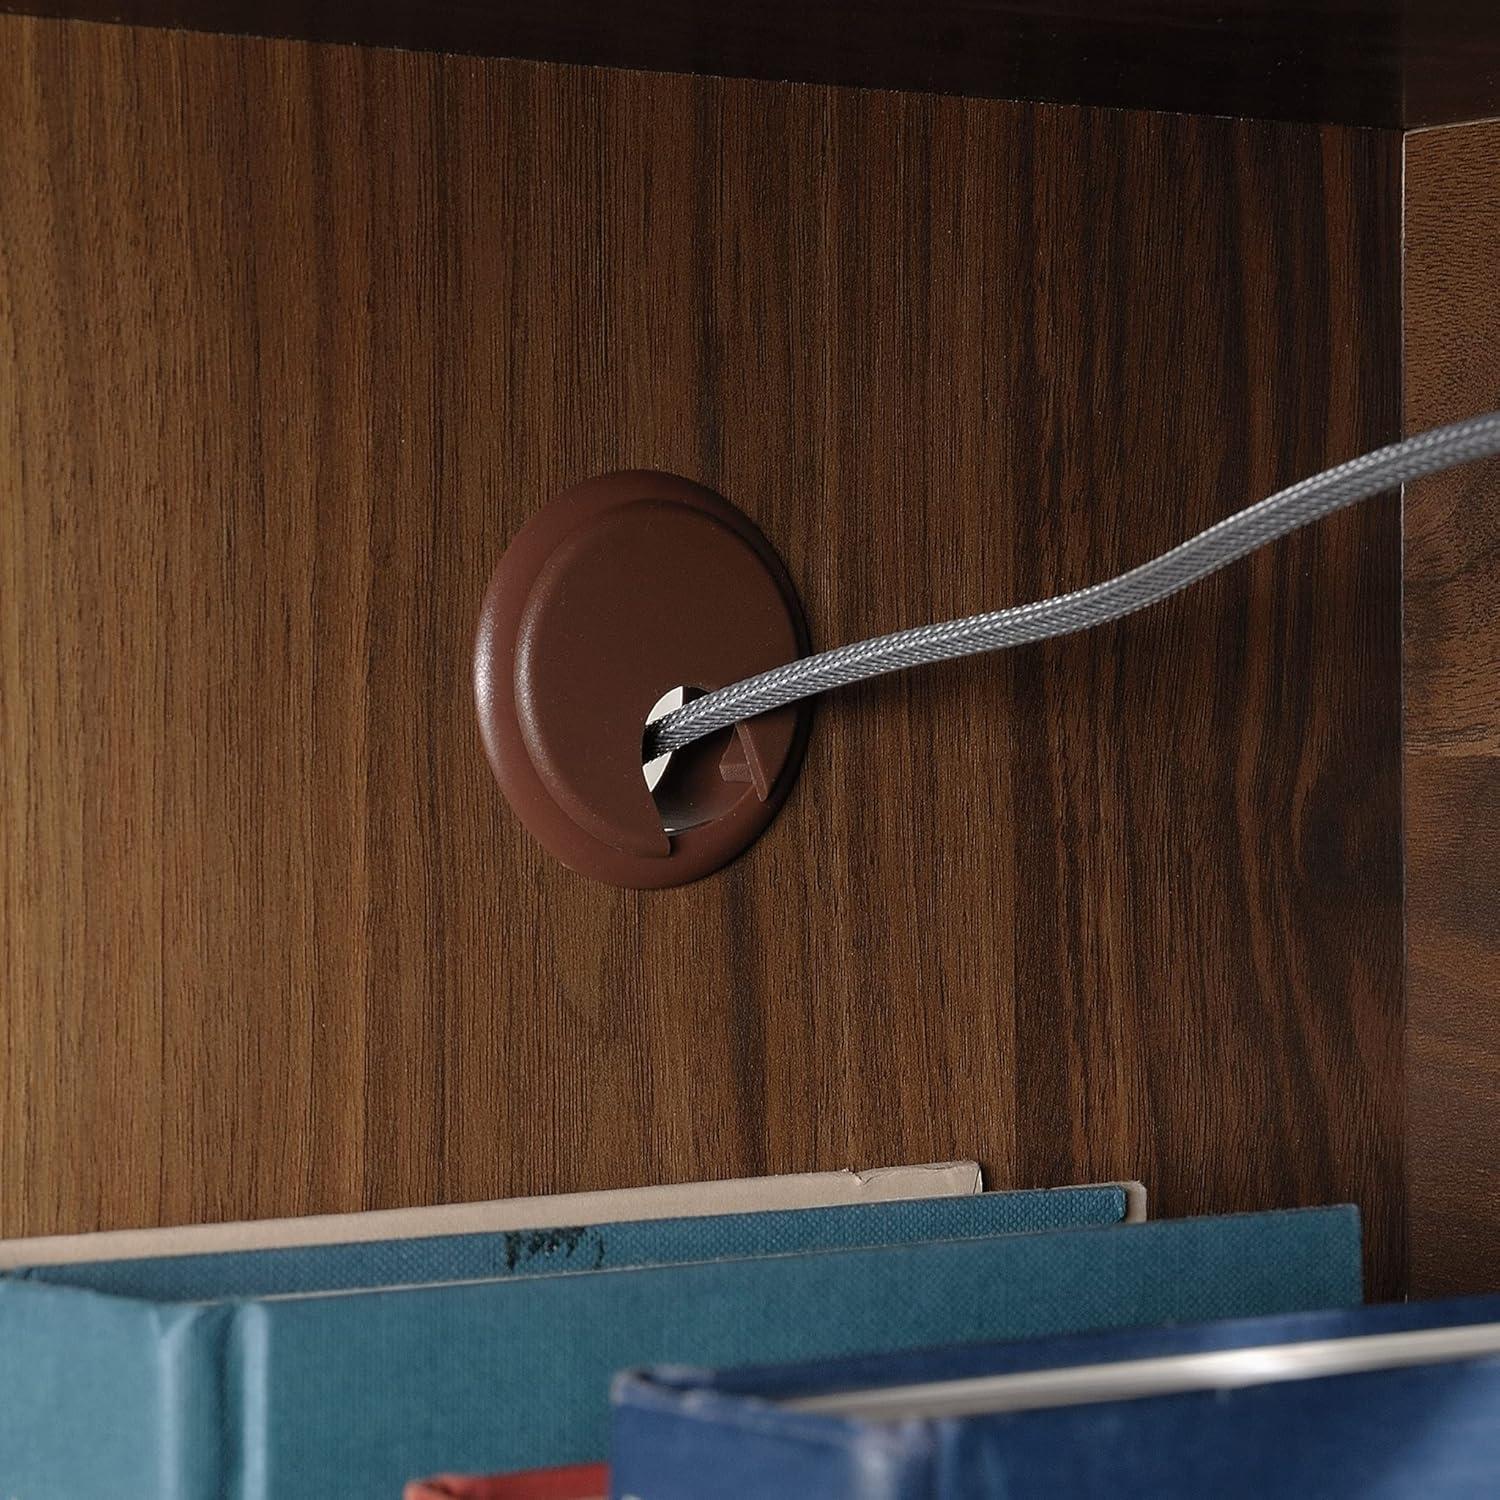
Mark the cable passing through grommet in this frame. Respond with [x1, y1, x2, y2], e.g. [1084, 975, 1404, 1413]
[644, 411, 1500, 761]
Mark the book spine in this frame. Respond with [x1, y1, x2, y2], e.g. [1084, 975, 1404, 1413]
[227, 1300, 271, 1500]
[158, 1301, 235, 1500]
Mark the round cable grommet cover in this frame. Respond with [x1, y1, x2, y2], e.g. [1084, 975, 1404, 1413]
[473, 471, 811, 888]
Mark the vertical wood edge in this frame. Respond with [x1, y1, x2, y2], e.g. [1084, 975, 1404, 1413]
[1401, 118, 1500, 1298]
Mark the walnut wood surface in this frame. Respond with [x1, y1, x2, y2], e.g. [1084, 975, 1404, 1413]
[0, 18, 1406, 1293]
[5, 0, 1500, 128]
[1403, 119, 1500, 1299]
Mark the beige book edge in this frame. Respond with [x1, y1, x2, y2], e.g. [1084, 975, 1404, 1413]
[0, 1161, 981, 1267]
[1, 1167, 1150, 1269]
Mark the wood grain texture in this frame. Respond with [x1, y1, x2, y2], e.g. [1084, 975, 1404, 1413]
[1403, 119, 1500, 1298]
[0, 18, 1406, 1293]
[5, 0, 1500, 128]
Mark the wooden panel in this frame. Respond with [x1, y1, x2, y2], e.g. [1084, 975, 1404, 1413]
[0, 18, 1406, 1293]
[1403, 119, 1500, 1298]
[5, 1, 1500, 128]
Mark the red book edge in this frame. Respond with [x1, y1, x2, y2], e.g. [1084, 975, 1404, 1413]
[404, 1464, 609, 1500]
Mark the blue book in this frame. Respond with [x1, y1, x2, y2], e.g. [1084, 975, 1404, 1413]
[0, 1204, 1360, 1500]
[611, 1290, 1500, 1499]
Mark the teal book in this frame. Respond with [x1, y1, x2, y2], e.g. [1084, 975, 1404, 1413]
[0, 1203, 1361, 1500]
[2, 1182, 1132, 1302]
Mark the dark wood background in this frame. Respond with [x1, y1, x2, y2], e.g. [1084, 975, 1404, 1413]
[1, 17, 1407, 1294]
[1404, 119, 1500, 1300]
[4, 0, 1500, 128]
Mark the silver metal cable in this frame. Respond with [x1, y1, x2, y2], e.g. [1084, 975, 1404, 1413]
[644, 411, 1500, 760]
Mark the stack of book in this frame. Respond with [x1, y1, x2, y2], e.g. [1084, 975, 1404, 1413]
[2, 1164, 1493, 1496]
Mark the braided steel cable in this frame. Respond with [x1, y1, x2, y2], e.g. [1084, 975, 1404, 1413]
[644, 412, 1500, 760]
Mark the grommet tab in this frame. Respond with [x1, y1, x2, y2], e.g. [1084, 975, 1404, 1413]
[474, 471, 810, 888]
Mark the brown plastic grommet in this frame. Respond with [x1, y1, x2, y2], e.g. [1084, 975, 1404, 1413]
[474, 471, 811, 888]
